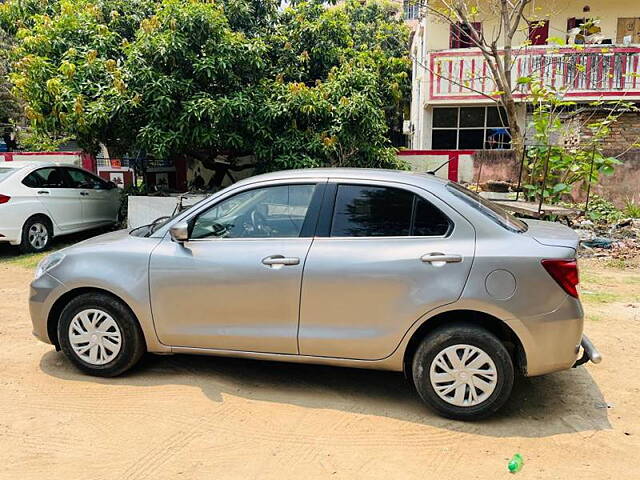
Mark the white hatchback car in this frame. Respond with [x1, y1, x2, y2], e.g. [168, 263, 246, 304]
[0, 162, 120, 252]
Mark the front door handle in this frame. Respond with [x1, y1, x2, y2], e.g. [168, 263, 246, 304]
[80, 191, 89, 197]
[421, 253, 463, 264]
[262, 255, 300, 266]
[37, 190, 50, 195]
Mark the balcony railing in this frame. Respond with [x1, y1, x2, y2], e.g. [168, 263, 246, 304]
[428, 46, 640, 101]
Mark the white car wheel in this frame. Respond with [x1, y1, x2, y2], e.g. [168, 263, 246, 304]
[28, 222, 49, 250]
[429, 344, 498, 407]
[68, 309, 123, 366]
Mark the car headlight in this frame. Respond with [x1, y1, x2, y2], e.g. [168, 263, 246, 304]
[35, 253, 66, 280]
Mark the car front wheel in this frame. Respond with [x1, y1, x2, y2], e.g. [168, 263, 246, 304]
[412, 323, 514, 420]
[57, 293, 145, 377]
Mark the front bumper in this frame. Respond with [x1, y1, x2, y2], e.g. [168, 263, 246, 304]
[573, 334, 603, 367]
[29, 272, 65, 344]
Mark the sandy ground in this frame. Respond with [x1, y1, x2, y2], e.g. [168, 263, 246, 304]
[1, 247, 639, 479]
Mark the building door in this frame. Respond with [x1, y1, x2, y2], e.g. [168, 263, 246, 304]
[528, 20, 549, 46]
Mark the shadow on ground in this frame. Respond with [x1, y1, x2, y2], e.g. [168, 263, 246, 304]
[40, 349, 611, 438]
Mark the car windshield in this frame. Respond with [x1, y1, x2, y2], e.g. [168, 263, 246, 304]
[446, 182, 528, 233]
[0, 167, 16, 182]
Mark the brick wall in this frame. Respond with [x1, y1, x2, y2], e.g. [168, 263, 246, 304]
[577, 112, 640, 151]
[470, 148, 640, 208]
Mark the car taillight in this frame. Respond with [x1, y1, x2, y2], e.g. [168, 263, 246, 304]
[0, 194, 10, 204]
[541, 259, 579, 298]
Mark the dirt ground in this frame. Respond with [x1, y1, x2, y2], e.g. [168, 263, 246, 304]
[1, 244, 639, 479]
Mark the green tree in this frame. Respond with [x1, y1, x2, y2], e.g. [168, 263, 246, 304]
[0, 28, 21, 127]
[4, 0, 410, 173]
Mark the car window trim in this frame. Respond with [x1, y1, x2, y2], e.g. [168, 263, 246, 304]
[186, 181, 326, 241]
[318, 181, 453, 239]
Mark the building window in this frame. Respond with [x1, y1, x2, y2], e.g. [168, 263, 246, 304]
[431, 106, 511, 150]
[450, 22, 482, 49]
[403, 0, 419, 20]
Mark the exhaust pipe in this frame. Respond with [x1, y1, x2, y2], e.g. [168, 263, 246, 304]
[573, 334, 602, 367]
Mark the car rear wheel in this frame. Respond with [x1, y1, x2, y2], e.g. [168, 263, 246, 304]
[412, 323, 514, 420]
[20, 216, 52, 253]
[57, 293, 145, 377]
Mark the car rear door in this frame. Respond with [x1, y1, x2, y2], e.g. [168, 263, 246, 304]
[149, 180, 325, 353]
[23, 167, 84, 231]
[298, 180, 476, 360]
[63, 168, 119, 225]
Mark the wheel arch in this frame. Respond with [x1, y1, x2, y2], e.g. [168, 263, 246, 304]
[47, 286, 147, 348]
[24, 212, 54, 233]
[402, 310, 527, 380]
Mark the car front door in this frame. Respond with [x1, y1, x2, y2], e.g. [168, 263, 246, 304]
[298, 180, 476, 360]
[23, 167, 84, 231]
[149, 180, 325, 353]
[63, 168, 118, 225]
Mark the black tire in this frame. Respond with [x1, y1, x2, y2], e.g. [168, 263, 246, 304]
[19, 215, 52, 253]
[57, 292, 145, 377]
[412, 323, 514, 420]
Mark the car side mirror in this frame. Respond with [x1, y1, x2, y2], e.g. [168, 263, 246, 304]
[106, 181, 118, 190]
[169, 222, 190, 243]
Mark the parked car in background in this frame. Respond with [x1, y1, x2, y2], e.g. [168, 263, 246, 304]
[29, 169, 601, 420]
[0, 162, 120, 253]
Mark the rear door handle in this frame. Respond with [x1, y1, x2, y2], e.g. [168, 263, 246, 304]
[262, 255, 300, 266]
[80, 191, 89, 196]
[421, 253, 463, 263]
[37, 190, 50, 195]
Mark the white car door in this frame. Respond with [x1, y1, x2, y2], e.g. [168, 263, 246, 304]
[23, 167, 84, 231]
[63, 168, 119, 225]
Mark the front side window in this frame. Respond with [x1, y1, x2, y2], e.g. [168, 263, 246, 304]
[190, 184, 317, 239]
[330, 184, 451, 237]
[22, 168, 66, 188]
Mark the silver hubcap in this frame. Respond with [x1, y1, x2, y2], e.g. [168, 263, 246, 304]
[68, 309, 122, 365]
[429, 344, 498, 407]
[28, 223, 48, 249]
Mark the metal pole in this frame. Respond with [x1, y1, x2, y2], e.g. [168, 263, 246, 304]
[475, 151, 484, 193]
[538, 147, 552, 217]
[584, 144, 597, 216]
[515, 146, 527, 202]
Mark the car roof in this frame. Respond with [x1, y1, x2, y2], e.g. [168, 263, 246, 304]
[234, 168, 450, 188]
[0, 161, 61, 169]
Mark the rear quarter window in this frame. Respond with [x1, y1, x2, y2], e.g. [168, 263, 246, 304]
[446, 182, 527, 233]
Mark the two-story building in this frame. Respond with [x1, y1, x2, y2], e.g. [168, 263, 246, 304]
[408, 1, 640, 154]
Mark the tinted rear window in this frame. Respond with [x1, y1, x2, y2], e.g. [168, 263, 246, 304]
[330, 184, 451, 237]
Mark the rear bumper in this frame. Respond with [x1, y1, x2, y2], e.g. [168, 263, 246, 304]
[0, 226, 21, 245]
[518, 295, 585, 377]
[573, 334, 603, 367]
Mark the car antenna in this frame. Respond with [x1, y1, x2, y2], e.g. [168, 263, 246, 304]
[427, 159, 451, 175]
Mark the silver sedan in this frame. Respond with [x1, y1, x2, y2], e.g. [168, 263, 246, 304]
[29, 168, 601, 419]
